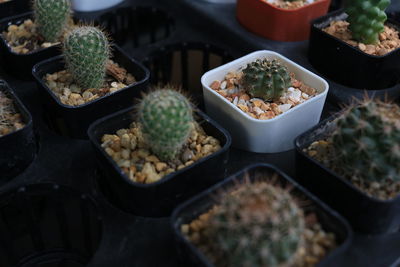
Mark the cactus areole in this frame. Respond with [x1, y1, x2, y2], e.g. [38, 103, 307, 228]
[33, 0, 71, 42]
[345, 0, 391, 44]
[63, 26, 110, 90]
[138, 89, 194, 162]
[241, 59, 291, 102]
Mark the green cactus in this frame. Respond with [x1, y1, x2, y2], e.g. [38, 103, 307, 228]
[33, 0, 71, 43]
[331, 99, 400, 182]
[241, 59, 291, 102]
[207, 181, 305, 267]
[345, 0, 391, 44]
[63, 26, 110, 90]
[138, 89, 194, 161]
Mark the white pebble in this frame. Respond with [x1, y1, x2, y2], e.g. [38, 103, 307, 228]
[111, 82, 118, 88]
[250, 98, 264, 102]
[233, 96, 239, 106]
[253, 107, 264, 115]
[302, 92, 309, 99]
[238, 99, 246, 105]
[220, 81, 227, 90]
[279, 104, 292, 113]
[287, 87, 295, 92]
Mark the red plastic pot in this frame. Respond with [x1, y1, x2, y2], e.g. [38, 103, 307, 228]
[236, 0, 331, 41]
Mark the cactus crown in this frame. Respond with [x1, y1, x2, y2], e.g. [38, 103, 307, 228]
[345, 0, 391, 44]
[33, 0, 71, 43]
[63, 26, 110, 90]
[241, 59, 291, 102]
[331, 99, 400, 182]
[208, 180, 305, 267]
[138, 88, 194, 161]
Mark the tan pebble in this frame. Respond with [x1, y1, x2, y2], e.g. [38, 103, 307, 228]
[252, 99, 264, 108]
[165, 168, 175, 175]
[185, 160, 194, 167]
[109, 87, 118, 93]
[146, 155, 160, 163]
[201, 144, 214, 155]
[181, 224, 189, 234]
[358, 43, 366, 51]
[105, 147, 114, 156]
[217, 90, 227, 97]
[177, 164, 186, 170]
[237, 104, 248, 112]
[69, 84, 80, 93]
[308, 150, 317, 157]
[239, 93, 250, 101]
[112, 152, 121, 161]
[155, 162, 167, 172]
[142, 162, 161, 183]
[21, 48, 29, 54]
[137, 149, 150, 159]
[116, 129, 128, 137]
[377, 47, 388, 56]
[226, 79, 235, 89]
[8, 25, 18, 32]
[210, 81, 220, 90]
[110, 139, 121, 151]
[121, 149, 130, 160]
[135, 173, 146, 183]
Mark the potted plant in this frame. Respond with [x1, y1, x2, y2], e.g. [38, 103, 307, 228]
[0, 0, 30, 19]
[88, 87, 231, 217]
[0, 0, 73, 79]
[71, 0, 124, 12]
[308, 0, 400, 90]
[295, 98, 400, 233]
[236, 0, 331, 41]
[201, 50, 328, 153]
[32, 25, 149, 138]
[171, 164, 352, 266]
[0, 80, 36, 183]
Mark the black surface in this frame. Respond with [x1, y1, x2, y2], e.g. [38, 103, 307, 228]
[0, 0, 399, 266]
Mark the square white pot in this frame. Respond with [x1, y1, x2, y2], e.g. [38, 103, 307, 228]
[71, 0, 124, 12]
[201, 50, 329, 153]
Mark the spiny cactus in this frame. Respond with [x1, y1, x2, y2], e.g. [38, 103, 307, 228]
[63, 26, 110, 89]
[207, 181, 305, 267]
[241, 59, 291, 102]
[138, 89, 194, 161]
[33, 0, 71, 43]
[331, 99, 400, 182]
[345, 0, 390, 44]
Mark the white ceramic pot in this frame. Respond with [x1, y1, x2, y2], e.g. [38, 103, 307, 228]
[71, 0, 124, 12]
[201, 50, 329, 153]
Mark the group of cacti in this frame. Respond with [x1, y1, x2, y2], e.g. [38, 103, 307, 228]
[33, 0, 110, 90]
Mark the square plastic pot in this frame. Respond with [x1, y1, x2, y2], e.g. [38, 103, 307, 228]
[201, 50, 329, 153]
[236, 0, 331, 41]
[88, 106, 231, 218]
[0, 0, 30, 20]
[309, 9, 400, 90]
[171, 163, 352, 267]
[0, 80, 36, 183]
[295, 114, 400, 234]
[32, 45, 150, 139]
[0, 12, 61, 80]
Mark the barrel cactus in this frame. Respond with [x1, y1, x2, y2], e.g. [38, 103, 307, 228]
[331, 99, 400, 182]
[240, 59, 291, 101]
[138, 89, 194, 161]
[63, 26, 110, 89]
[207, 181, 305, 267]
[345, 0, 391, 44]
[33, 0, 71, 43]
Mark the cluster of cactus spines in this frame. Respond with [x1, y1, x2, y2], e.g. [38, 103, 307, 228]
[240, 59, 291, 102]
[33, 0, 72, 43]
[345, 0, 390, 44]
[138, 89, 194, 161]
[207, 181, 305, 267]
[63, 26, 110, 89]
[331, 99, 400, 182]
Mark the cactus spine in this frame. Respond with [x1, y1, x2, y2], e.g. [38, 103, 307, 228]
[63, 26, 110, 90]
[33, 0, 71, 43]
[331, 99, 400, 182]
[208, 181, 305, 267]
[138, 89, 194, 161]
[241, 59, 291, 102]
[345, 0, 391, 44]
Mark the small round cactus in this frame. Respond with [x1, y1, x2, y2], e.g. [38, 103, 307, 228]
[332, 99, 400, 182]
[207, 181, 305, 267]
[63, 26, 110, 90]
[346, 0, 391, 44]
[138, 89, 194, 161]
[241, 59, 291, 102]
[33, 0, 71, 43]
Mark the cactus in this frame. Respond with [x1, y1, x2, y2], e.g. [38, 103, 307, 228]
[207, 181, 305, 267]
[345, 0, 391, 44]
[63, 26, 110, 89]
[33, 0, 71, 43]
[240, 59, 291, 102]
[138, 89, 194, 161]
[331, 99, 400, 182]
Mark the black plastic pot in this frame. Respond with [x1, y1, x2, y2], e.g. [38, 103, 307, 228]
[0, 183, 103, 267]
[0, 80, 36, 183]
[96, 6, 175, 46]
[32, 45, 150, 139]
[88, 105, 231, 218]
[295, 114, 400, 234]
[0, 12, 62, 80]
[142, 42, 234, 107]
[308, 9, 400, 90]
[0, 0, 30, 20]
[171, 163, 352, 267]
